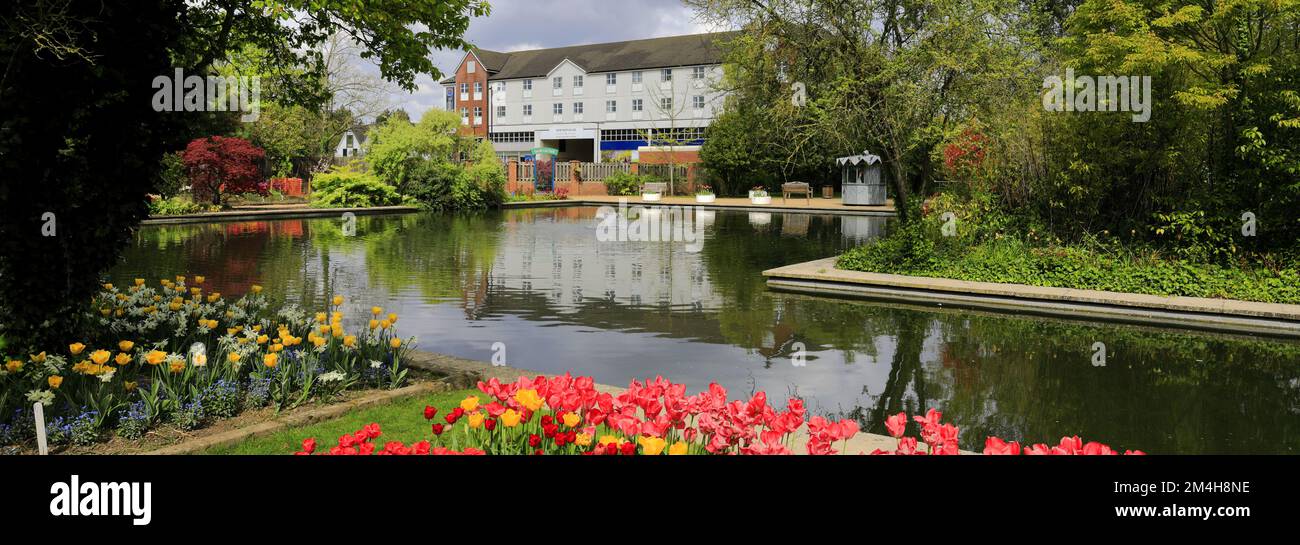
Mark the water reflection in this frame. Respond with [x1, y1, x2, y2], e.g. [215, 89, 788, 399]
[110, 208, 1300, 453]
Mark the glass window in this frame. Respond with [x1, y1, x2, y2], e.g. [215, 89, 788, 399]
[693, 95, 705, 109]
[605, 100, 617, 113]
[632, 71, 642, 83]
[573, 75, 583, 87]
[523, 104, 532, 115]
[661, 97, 673, 110]
[574, 102, 584, 114]
[460, 83, 468, 93]
[497, 106, 506, 117]
[692, 66, 706, 79]
[606, 73, 617, 85]
[467, 60, 476, 73]
[661, 69, 673, 82]
[553, 77, 563, 89]
[474, 82, 482, 93]
[523, 79, 533, 90]
[553, 103, 563, 114]
[632, 99, 643, 112]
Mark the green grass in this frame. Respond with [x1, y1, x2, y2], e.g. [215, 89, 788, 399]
[203, 388, 478, 455]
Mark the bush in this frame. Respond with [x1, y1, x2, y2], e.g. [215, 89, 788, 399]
[604, 172, 645, 196]
[310, 166, 407, 208]
[148, 196, 217, 216]
[155, 152, 187, 198]
[403, 141, 505, 212]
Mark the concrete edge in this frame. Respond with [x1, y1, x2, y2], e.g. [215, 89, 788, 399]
[146, 381, 450, 455]
[504, 199, 897, 217]
[764, 258, 1300, 338]
[143, 206, 421, 225]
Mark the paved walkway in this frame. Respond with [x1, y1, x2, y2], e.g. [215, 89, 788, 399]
[143, 205, 420, 225]
[507, 195, 896, 216]
[765, 257, 1300, 337]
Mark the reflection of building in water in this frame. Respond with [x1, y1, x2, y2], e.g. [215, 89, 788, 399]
[491, 213, 724, 310]
[841, 216, 888, 244]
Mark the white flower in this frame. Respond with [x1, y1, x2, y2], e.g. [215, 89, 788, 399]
[98, 368, 117, 383]
[369, 360, 383, 369]
[26, 389, 55, 407]
[319, 371, 346, 383]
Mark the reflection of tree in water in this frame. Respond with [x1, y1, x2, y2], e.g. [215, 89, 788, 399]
[359, 213, 502, 320]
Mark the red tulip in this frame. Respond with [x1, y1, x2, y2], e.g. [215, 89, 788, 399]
[301, 438, 317, 454]
[983, 436, 1021, 455]
[885, 412, 907, 438]
[529, 434, 541, 448]
[431, 423, 445, 435]
[484, 418, 497, 431]
[423, 406, 438, 420]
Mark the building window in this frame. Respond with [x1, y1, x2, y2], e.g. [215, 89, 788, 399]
[460, 83, 468, 94]
[606, 73, 617, 85]
[573, 75, 583, 88]
[605, 100, 617, 113]
[573, 102, 584, 114]
[523, 104, 532, 116]
[553, 77, 563, 89]
[523, 79, 533, 91]
[693, 95, 705, 109]
[632, 98, 643, 112]
[553, 103, 563, 114]
[692, 66, 706, 79]
[467, 60, 476, 73]
[632, 71, 642, 84]
[661, 68, 673, 82]
[661, 97, 673, 110]
[490, 131, 535, 143]
[474, 82, 482, 94]
[346, 134, 354, 147]
[497, 106, 507, 118]
[473, 106, 482, 124]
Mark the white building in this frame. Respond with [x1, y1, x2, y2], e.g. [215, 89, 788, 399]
[440, 32, 736, 163]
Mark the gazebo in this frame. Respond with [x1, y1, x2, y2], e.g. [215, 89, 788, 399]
[836, 151, 885, 206]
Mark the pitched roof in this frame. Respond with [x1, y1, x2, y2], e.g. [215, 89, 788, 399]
[438, 32, 738, 85]
[488, 32, 738, 80]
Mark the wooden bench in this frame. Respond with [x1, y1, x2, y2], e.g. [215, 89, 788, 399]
[641, 182, 668, 195]
[782, 182, 812, 205]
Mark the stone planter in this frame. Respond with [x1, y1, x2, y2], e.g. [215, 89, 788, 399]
[695, 194, 716, 203]
[642, 193, 662, 202]
[750, 196, 772, 205]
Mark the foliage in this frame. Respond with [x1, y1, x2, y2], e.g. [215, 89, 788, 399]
[0, 277, 416, 447]
[603, 172, 649, 196]
[376, 115, 505, 212]
[181, 136, 267, 205]
[155, 152, 189, 198]
[838, 194, 1300, 303]
[148, 196, 221, 217]
[366, 109, 463, 193]
[0, 0, 485, 354]
[310, 165, 407, 208]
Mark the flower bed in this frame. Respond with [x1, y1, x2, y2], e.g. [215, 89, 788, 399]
[295, 375, 1146, 456]
[0, 276, 415, 450]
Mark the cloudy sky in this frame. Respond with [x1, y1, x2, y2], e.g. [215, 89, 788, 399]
[386, 0, 730, 118]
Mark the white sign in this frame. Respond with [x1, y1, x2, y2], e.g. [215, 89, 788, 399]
[537, 127, 595, 140]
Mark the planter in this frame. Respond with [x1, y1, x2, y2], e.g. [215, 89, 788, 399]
[822, 186, 835, 199]
[695, 194, 716, 203]
[642, 193, 662, 202]
[750, 196, 772, 205]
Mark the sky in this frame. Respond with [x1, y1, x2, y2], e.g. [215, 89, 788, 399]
[385, 0, 730, 119]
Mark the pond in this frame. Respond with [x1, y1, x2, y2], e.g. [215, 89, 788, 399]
[109, 206, 1300, 454]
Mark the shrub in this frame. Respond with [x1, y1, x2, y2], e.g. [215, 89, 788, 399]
[310, 166, 406, 208]
[181, 136, 266, 205]
[148, 196, 217, 216]
[155, 152, 188, 198]
[604, 172, 645, 196]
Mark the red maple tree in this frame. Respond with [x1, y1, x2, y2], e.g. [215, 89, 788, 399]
[181, 136, 266, 204]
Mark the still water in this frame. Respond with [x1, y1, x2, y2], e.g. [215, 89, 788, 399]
[110, 207, 1300, 453]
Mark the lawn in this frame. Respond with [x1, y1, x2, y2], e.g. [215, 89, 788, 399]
[204, 388, 479, 455]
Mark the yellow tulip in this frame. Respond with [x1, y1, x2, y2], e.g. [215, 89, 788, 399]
[251, 285, 263, 294]
[263, 353, 278, 368]
[144, 350, 167, 366]
[228, 352, 241, 364]
[330, 324, 343, 338]
[69, 343, 86, 355]
[332, 295, 344, 306]
[270, 343, 283, 353]
[193, 275, 205, 284]
[371, 306, 383, 316]
[5, 360, 22, 373]
[468, 411, 485, 429]
[380, 320, 392, 330]
[562, 413, 581, 427]
[124, 381, 138, 392]
[668, 442, 689, 455]
[389, 337, 402, 349]
[48, 375, 63, 389]
[369, 319, 379, 330]
[514, 389, 544, 412]
[134, 278, 146, 286]
[575, 433, 592, 447]
[114, 353, 132, 365]
[460, 395, 480, 412]
[387, 313, 398, 323]
[89, 349, 110, 365]
[175, 275, 186, 284]
[207, 293, 220, 303]
[315, 312, 327, 324]
[29, 351, 46, 363]
[168, 360, 185, 374]
[638, 436, 667, 455]
[598, 435, 625, 447]
[342, 336, 356, 348]
[501, 409, 521, 427]
[103, 283, 114, 290]
[118, 340, 134, 352]
[257, 335, 268, 344]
